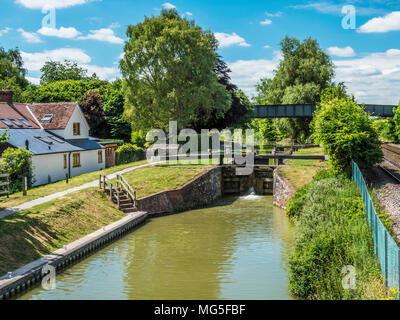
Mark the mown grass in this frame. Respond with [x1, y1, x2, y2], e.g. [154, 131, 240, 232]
[287, 173, 387, 300]
[0, 188, 125, 276]
[0, 159, 149, 211]
[280, 147, 328, 190]
[116, 166, 206, 199]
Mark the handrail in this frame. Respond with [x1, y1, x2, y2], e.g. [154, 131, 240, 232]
[99, 175, 120, 207]
[116, 174, 137, 206]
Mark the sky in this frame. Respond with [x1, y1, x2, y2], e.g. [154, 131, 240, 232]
[1, 0, 400, 104]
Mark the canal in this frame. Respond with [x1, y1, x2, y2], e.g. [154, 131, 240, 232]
[18, 195, 295, 300]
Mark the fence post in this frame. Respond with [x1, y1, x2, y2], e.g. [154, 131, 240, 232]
[374, 213, 378, 256]
[385, 231, 388, 287]
[99, 175, 101, 188]
[66, 173, 69, 184]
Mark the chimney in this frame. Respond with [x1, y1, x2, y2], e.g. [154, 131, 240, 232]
[0, 88, 13, 104]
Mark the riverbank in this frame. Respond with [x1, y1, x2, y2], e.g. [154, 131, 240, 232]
[0, 165, 207, 278]
[286, 171, 387, 300]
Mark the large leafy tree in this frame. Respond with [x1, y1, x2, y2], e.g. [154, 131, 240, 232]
[40, 60, 98, 83]
[120, 9, 231, 132]
[79, 91, 107, 138]
[192, 57, 252, 130]
[256, 36, 335, 141]
[100, 79, 131, 141]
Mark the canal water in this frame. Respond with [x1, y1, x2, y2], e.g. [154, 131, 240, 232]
[19, 195, 295, 300]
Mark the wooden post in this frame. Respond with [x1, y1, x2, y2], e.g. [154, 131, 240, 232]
[99, 175, 102, 188]
[22, 176, 27, 196]
[66, 173, 69, 184]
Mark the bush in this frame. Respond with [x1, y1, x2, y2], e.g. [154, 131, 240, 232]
[312, 93, 383, 175]
[394, 103, 400, 143]
[287, 176, 385, 300]
[115, 144, 144, 165]
[372, 118, 397, 142]
[0, 147, 33, 193]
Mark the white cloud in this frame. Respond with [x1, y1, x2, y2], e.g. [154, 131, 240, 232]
[15, 0, 96, 10]
[260, 19, 272, 26]
[20, 48, 91, 71]
[109, 22, 121, 29]
[186, 12, 193, 16]
[21, 48, 120, 81]
[84, 64, 119, 79]
[162, 2, 176, 9]
[263, 45, 271, 49]
[358, 11, 400, 33]
[0, 27, 11, 36]
[228, 52, 282, 97]
[78, 28, 124, 44]
[227, 49, 400, 104]
[37, 26, 81, 39]
[333, 49, 400, 104]
[327, 46, 356, 57]
[266, 12, 282, 17]
[214, 32, 251, 48]
[17, 28, 42, 43]
[290, 2, 386, 16]
[26, 76, 41, 85]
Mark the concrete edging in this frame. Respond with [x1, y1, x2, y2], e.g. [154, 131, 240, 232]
[0, 211, 148, 300]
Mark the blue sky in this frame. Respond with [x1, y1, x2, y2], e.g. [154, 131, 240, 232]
[1, 0, 400, 104]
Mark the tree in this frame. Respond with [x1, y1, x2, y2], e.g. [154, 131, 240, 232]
[100, 79, 131, 141]
[192, 57, 252, 130]
[255, 36, 335, 141]
[32, 79, 108, 103]
[0, 147, 33, 192]
[40, 60, 98, 83]
[79, 91, 107, 138]
[121, 9, 231, 132]
[312, 88, 383, 175]
[0, 47, 28, 89]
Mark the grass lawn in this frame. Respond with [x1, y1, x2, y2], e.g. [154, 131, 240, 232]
[0, 159, 149, 211]
[0, 188, 125, 275]
[115, 165, 206, 199]
[280, 147, 328, 190]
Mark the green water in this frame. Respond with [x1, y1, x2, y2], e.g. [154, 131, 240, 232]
[19, 195, 295, 300]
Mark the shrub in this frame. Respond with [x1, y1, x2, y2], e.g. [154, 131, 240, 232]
[0, 147, 33, 193]
[115, 144, 144, 165]
[312, 93, 383, 175]
[394, 103, 400, 143]
[372, 118, 397, 143]
[287, 176, 385, 300]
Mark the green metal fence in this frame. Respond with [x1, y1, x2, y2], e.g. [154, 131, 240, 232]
[352, 160, 400, 289]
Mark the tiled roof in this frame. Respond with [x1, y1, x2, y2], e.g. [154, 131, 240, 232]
[0, 103, 40, 129]
[27, 102, 77, 129]
[0, 129, 103, 155]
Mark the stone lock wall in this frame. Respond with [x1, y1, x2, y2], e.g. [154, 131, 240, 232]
[136, 167, 222, 216]
[273, 168, 296, 209]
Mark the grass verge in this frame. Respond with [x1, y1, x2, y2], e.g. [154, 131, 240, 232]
[287, 171, 387, 300]
[0, 188, 125, 275]
[0, 159, 149, 211]
[116, 166, 206, 199]
[280, 147, 328, 190]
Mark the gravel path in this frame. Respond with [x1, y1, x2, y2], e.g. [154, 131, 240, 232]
[366, 161, 400, 243]
[0, 161, 160, 220]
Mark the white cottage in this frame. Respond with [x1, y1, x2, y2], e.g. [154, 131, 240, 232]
[0, 89, 106, 186]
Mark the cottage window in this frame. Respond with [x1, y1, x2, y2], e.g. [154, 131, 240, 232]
[98, 150, 103, 163]
[73, 122, 80, 136]
[63, 154, 67, 169]
[72, 153, 81, 167]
